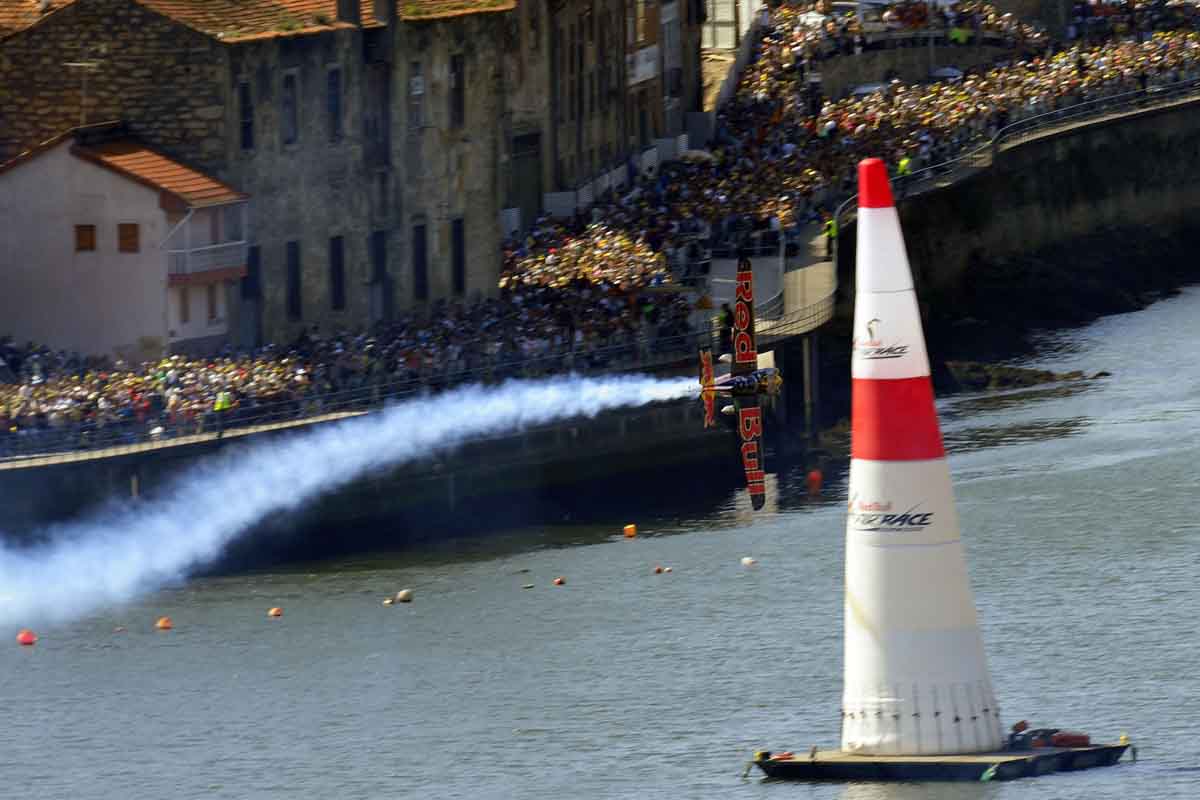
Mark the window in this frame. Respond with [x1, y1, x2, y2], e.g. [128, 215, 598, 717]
[207, 283, 219, 322]
[329, 236, 346, 310]
[224, 204, 244, 242]
[451, 217, 465, 296]
[282, 73, 299, 145]
[179, 286, 191, 324]
[286, 240, 302, 320]
[370, 230, 387, 283]
[449, 54, 465, 129]
[412, 223, 428, 301]
[239, 81, 254, 150]
[408, 61, 424, 129]
[75, 224, 96, 252]
[242, 245, 261, 299]
[118, 223, 139, 253]
[327, 67, 343, 142]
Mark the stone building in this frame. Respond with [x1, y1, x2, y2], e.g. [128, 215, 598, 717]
[0, 0, 704, 355]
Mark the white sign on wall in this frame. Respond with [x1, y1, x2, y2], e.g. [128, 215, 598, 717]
[627, 44, 660, 86]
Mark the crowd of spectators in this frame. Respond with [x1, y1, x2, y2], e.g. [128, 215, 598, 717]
[6, 0, 1200, 454]
[0, 284, 697, 452]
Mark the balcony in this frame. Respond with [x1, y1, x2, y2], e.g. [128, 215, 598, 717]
[167, 241, 248, 286]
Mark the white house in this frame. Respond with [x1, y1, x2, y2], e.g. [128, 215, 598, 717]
[0, 121, 248, 362]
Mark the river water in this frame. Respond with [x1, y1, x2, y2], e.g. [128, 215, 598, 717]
[4, 289, 1200, 800]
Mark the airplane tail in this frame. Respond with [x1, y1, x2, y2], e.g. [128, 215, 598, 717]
[699, 348, 716, 429]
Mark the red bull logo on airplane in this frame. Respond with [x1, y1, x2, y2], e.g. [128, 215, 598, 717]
[733, 258, 757, 366]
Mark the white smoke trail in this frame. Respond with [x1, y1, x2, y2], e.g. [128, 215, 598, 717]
[0, 374, 697, 627]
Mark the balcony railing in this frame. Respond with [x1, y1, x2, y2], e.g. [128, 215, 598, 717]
[167, 241, 248, 277]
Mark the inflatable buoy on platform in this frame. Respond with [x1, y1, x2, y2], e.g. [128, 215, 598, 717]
[623, 524, 638, 538]
[267, 607, 283, 618]
[741, 557, 758, 567]
[553, 577, 566, 586]
[395, 589, 414, 603]
[16, 629, 37, 646]
[155, 616, 173, 631]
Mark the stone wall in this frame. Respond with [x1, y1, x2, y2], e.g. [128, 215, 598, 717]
[220, 29, 387, 341]
[547, 0, 627, 191]
[394, 14, 510, 306]
[0, 0, 226, 169]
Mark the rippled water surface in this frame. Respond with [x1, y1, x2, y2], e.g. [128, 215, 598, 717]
[5, 290, 1200, 799]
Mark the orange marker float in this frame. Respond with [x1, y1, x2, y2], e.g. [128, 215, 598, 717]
[155, 616, 173, 630]
[16, 629, 37, 646]
[267, 607, 283, 618]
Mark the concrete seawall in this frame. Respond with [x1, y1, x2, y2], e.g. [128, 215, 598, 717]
[0, 395, 749, 550]
[834, 92, 1200, 353]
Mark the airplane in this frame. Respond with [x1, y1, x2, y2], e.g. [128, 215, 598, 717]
[699, 256, 784, 511]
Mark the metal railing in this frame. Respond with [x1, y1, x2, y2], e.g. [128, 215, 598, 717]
[0, 327, 711, 465]
[167, 241, 249, 275]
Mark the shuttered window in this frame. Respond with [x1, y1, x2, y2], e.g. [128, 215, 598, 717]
[75, 224, 96, 252]
[118, 223, 139, 253]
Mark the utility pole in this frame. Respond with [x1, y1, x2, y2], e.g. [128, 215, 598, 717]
[63, 47, 105, 127]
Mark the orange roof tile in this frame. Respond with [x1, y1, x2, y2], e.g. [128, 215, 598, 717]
[72, 138, 248, 208]
[0, 0, 74, 38]
[399, 0, 515, 21]
[0, 0, 382, 41]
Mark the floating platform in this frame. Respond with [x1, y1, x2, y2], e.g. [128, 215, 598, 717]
[753, 744, 1131, 782]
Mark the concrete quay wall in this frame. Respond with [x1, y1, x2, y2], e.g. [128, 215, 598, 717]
[0, 396, 739, 542]
[837, 94, 1200, 332]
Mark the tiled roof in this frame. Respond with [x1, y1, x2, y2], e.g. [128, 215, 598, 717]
[141, 0, 353, 40]
[72, 138, 248, 207]
[0, 0, 382, 41]
[399, 0, 515, 21]
[0, 0, 73, 38]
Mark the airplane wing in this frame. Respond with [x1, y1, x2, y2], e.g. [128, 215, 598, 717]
[731, 257, 757, 378]
[699, 348, 716, 429]
[735, 395, 766, 510]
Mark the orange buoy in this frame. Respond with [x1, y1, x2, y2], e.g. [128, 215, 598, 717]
[654, 565, 664, 574]
[267, 607, 283, 618]
[806, 469, 823, 496]
[15, 629, 37, 646]
[553, 577, 565, 586]
[623, 524, 638, 538]
[155, 616, 173, 631]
